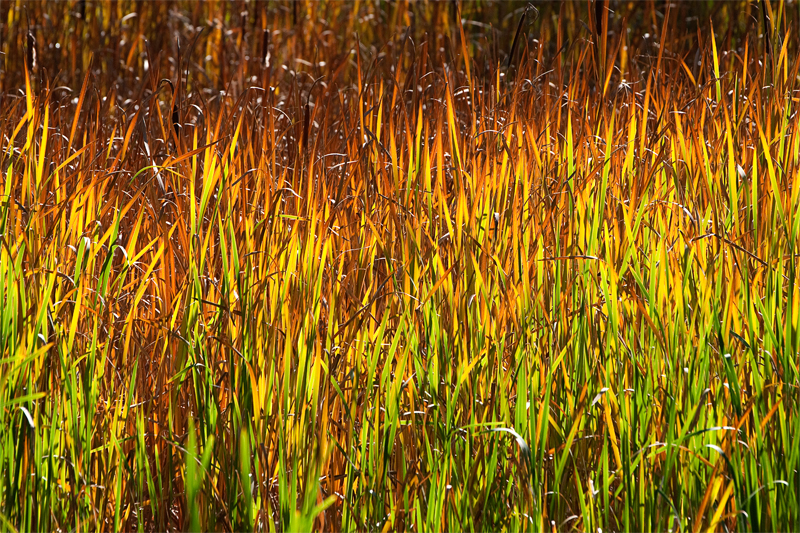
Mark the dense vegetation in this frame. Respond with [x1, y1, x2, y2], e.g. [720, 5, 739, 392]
[1, 1, 800, 531]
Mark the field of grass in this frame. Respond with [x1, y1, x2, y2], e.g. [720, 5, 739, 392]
[1, 0, 800, 531]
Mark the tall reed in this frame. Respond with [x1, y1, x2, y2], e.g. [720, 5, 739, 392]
[1, 1, 799, 531]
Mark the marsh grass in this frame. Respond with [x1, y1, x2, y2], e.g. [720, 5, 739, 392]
[1, 1, 799, 531]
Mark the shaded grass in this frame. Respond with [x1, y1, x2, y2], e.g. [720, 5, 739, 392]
[1, 1, 800, 531]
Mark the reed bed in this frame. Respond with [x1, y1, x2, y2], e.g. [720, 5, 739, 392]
[1, 1, 799, 531]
